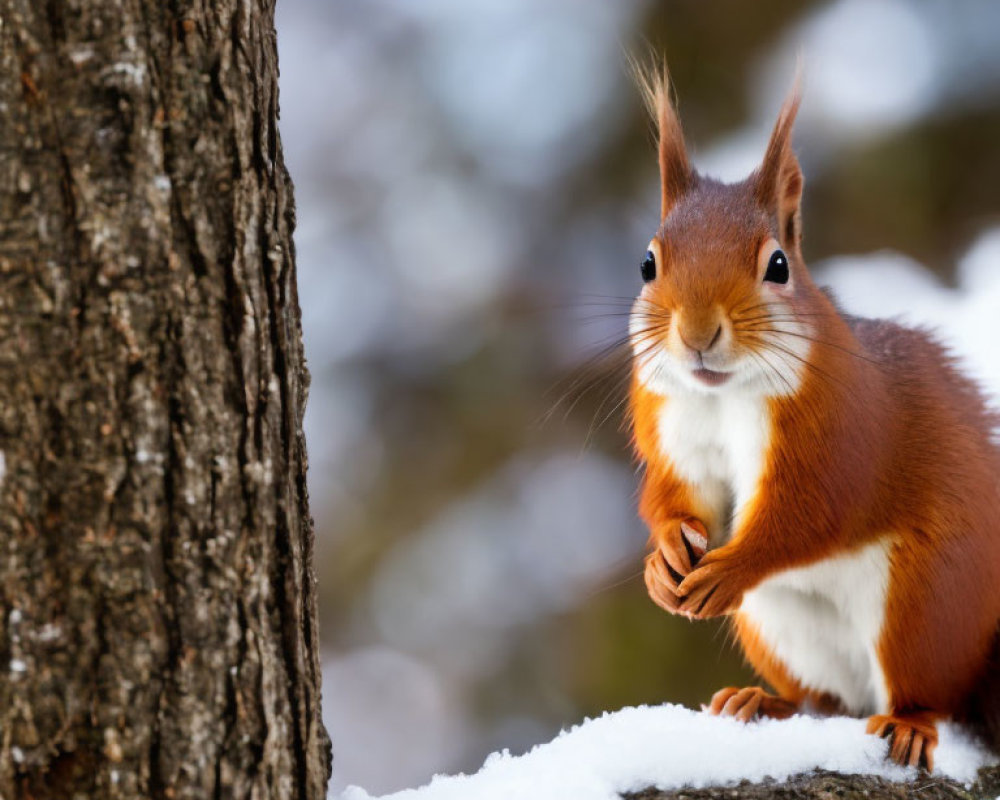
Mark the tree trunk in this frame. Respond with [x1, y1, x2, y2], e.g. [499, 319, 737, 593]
[0, 0, 331, 797]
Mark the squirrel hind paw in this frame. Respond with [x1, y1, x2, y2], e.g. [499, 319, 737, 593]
[866, 713, 939, 771]
[708, 686, 797, 722]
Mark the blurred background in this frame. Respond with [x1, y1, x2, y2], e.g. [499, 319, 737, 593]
[273, 0, 1000, 795]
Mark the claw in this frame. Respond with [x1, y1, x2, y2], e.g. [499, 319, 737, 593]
[708, 686, 797, 722]
[866, 713, 938, 771]
[644, 552, 680, 613]
[709, 687, 739, 715]
[645, 518, 709, 617]
[680, 521, 708, 558]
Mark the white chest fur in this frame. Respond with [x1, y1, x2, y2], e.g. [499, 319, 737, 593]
[656, 390, 770, 542]
[656, 392, 891, 716]
[740, 541, 891, 715]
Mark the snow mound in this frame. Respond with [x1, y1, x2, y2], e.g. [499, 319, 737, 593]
[338, 703, 994, 800]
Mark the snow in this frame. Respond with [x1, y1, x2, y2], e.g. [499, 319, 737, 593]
[338, 704, 994, 800]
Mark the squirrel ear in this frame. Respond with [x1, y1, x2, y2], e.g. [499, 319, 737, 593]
[631, 57, 693, 221]
[755, 73, 804, 250]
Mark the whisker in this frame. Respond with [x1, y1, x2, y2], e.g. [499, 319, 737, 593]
[738, 324, 880, 366]
[568, 292, 646, 303]
[749, 346, 795, 396]
[569, 339, 665, 440]
[586, 384, 636, 446]
[581, 566, 645, 600]
[751, 336, 851, 392]
[540, 356, 629, 425]
[540, 292, 675, 436]
[539, 327, 668, 425]
[574, 312, 646, 327]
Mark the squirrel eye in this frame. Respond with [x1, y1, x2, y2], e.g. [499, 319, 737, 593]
[763, 249, 789, 284]
[640, 250, 656, 283]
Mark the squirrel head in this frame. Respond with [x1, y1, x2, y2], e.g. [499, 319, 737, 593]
[630, 61, 821, 397]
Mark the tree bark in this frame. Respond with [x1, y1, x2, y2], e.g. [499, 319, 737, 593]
[0, 0, 331, 797]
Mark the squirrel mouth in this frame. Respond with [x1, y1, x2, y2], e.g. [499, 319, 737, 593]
[692, 368, 731, 387]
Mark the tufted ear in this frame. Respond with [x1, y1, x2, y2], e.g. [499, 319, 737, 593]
[632, 57, 693, 221]
[755, 74, 804, 251]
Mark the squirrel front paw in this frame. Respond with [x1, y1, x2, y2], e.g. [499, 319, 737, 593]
[644, 518, 708, 615]
[675, 547, 746, 618]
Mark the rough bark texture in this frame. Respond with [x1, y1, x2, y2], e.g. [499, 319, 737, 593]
[0, 0, 331, 797]
[628, 765, 1000, 800]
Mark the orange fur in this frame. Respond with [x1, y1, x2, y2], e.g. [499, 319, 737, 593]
[628, 62, 1000, 771]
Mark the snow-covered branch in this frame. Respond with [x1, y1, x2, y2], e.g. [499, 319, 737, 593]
[339, 705, 997, 800]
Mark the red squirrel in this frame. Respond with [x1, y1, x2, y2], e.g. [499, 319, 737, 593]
[628, 64, 1000, 771]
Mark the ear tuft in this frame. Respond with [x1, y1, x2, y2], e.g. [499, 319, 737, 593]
[629, 54, 692, 221]
[755, 67, 804, 250]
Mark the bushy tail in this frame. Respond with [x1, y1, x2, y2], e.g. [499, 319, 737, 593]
[965, 625, 1000, 752]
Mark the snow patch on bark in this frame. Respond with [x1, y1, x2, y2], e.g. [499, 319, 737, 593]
[338, 704, 994, 800]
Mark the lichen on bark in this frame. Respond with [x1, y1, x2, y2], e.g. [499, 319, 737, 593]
[0, 0, 330, 797]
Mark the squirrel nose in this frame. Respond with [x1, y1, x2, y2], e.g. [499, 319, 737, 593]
[678, 321, 723, 354]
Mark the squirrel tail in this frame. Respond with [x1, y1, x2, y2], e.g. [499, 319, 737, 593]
[964, 624, 1000, 753]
